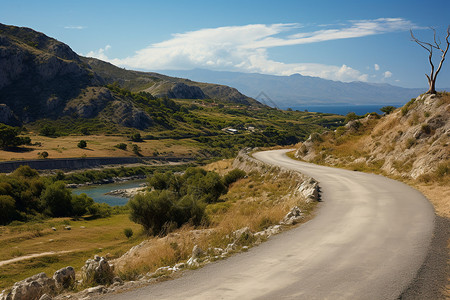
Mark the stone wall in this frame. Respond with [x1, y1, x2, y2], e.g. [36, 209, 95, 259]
[0, 156, 193, 173]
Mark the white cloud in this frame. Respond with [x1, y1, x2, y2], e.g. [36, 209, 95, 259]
[374, 64, 380, 71]
[383, 71, 393, 78]
[91, 18, 414, 82]
[64, 26, 86, 30]
[85, 45, 111, 61]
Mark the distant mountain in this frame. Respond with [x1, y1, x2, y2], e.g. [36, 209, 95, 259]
[0, 23, 261, 127]
[160, 69, 442, 108]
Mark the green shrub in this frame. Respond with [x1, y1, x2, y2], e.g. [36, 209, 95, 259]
[40, 125, 57, 137]
[40, 181, 73, 217]
[71, 193, 94, 218]
[38, 151, 49, 159]
[223, 169, 246, 187]
[88, 203, 112, 218]
[115, 143, 127, 150]
[77, 140, 87, 148]
[0, 195, 16, 225]
[131, 133, 143, 142]
[123, 228, 133, 239]
[131, 144, 141, 156]
[380, 106, 396, 115]
[0, 124, 31, 149]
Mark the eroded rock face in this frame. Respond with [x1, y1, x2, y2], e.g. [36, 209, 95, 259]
[167, 83, 206, 99]
[0, 104, 18, 125]
[1, 273, 56, 300]
[81, 256, 114, 285]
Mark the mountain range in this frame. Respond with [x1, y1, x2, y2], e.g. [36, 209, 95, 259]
[160, 69, 445, 108]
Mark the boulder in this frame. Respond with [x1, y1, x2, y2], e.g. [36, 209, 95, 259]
[81, 256, 114, 285]
[233, 227, 253, 245]
[281, 206, 303, 225]
[1, 273, 56, 300]
[186, 245, 204, 268]
[52, 266, 75, 290]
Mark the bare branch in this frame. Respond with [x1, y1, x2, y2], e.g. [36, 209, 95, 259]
[412, 26, 449, 94]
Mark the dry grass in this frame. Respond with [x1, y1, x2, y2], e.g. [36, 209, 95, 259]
[0, 135, 199, 161]
[202, 159, 234, 175]
[0, 214, 144, 289]
[114, 169, 315, 279]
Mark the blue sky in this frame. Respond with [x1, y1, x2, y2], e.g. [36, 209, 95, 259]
[1, 0, 449, 88]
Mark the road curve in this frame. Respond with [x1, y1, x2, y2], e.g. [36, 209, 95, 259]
[103, 149, 435, 300]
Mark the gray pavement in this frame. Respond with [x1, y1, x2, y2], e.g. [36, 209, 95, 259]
[102, 149, 435, 300]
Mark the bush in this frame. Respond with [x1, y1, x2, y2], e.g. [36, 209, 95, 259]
[0, 195, 16, 225]
[380, 106, 396, 115]
[71, 193, 94, 218]
[40, 125, 57, 137]
[38, 151, 49, 159]
[115, 143, 127, 150]
[131, 133, 143, 142]
[40, 181, 73, 217]
[223, 169, 246, 187]
[123, 228, 133, 239]
[131, 144, 141, 156]
[345, 112, 359, 123]
[88, 202, 112, 218]
[129, 190, 177, 235]
[77, 140, 87, 148]
[0, 124, 31, 149]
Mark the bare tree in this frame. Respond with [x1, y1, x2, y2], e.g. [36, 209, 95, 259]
[410, 26, 449, 94]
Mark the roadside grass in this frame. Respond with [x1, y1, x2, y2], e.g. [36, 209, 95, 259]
[113, 165, 316, 279]
[0, 214, 144, 289]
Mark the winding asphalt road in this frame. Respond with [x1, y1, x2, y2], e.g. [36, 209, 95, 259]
[103, 149, 435, 300]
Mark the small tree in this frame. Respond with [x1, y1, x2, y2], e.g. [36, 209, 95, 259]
[123, 228, 133, 239]
[77, 140, 87, 148]
[115, 143, 127, 150]
[38, 151, 49, 159]
[0, 124, 31, 149]
[411, 26, 450, 94]
[380, 106, 396, 115]
[40, 181, 73, 217]
[40, 125, 57, 137]
[131, 132, 143, 142]
[131, 144, 141, 156]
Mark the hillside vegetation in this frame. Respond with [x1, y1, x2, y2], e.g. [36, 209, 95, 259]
[0, 23, 345, 161]
[295, 92, 449, 216]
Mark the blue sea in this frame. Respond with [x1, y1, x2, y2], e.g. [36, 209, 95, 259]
[290, 104, 400, 116]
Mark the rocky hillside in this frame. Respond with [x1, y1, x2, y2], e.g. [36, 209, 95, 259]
[82, 57, 259, 106]
[295, 93, 449, 180]
[0, 23, 261, 128]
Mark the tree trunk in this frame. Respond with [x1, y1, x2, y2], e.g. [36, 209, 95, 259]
[426, 78, 436, 94]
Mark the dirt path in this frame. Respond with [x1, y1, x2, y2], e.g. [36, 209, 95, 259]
[0, 250, 74, 267]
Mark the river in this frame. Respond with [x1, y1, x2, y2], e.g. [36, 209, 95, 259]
[71, 179, 146, 206]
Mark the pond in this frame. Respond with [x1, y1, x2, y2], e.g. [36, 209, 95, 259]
[71, 179, 146, 206]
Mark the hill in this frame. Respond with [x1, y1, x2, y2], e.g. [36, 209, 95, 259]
[0, 23, 260, 129]
[295, 92, 449, 214]
[161, 69, 444, 108]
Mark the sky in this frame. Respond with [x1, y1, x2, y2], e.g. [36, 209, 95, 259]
[1, 0, 449, 88]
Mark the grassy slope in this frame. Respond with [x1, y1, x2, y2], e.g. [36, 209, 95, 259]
[0, 214, 144, 289]
[0, 159, 316, 290]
